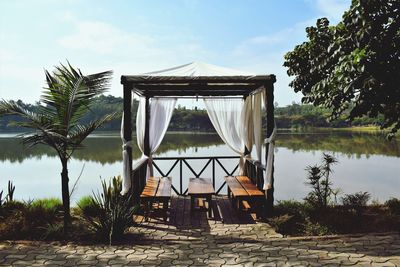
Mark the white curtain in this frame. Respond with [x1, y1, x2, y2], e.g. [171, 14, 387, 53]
[121, 113, 134, 195]
[264, 93, 277, 190]
[204, 98, 253, 174]
[121, 97, 176, 194]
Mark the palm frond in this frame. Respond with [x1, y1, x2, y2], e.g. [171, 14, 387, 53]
[68, 112, 117, 151]
[41, 64, 113, 132]
[0, 100, 52, 129]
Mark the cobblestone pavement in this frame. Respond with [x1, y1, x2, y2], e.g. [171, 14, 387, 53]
[1, 217, 399, 267]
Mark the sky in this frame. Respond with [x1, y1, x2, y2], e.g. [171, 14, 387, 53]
[0, 0, 350, 107]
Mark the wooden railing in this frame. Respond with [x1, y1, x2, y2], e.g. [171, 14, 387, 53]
[152, 156, 240, 195]
[131, 156, 266, 196]
[244, 158, 266, 192]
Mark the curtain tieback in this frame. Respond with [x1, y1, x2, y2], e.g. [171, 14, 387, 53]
[264, 123, 277, 144]
[147, 155, 153, 166]
[122, 140, 133, 149]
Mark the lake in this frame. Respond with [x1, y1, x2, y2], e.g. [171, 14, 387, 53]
[0, 131, 399, 204]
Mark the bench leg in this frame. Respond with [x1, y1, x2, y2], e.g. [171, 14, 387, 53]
[163, 199, 169, 221]
[207, 196, 212, 218]
[252, 198, 263, 219]
[190, 196, 195, 214]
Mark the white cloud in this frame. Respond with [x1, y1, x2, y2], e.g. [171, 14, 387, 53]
[58, 21, 155, 54]
[55, 16, 214, 100]
[232, 18, 315, 57]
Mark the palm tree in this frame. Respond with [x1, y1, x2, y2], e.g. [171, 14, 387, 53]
[0, 62, 115, 233]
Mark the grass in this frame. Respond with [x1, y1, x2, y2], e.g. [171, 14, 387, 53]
[31, 198, 62, 212]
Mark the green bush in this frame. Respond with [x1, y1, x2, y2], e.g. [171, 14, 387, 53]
[304, 218, 331, 236]
[81, 176, 137, 245]
[0, 199, 63, 240]
[304, 153, 338, 209]
[41, 223, 64, 240]
[385, 198, 400, 215]
[275, 200, 310, 217]
[77, 195, 100, 218]
[268, 214, 294, 235]
[270, 200, 310, 235]
[342, 192, 371, 207]
[31, 198, 63, 213]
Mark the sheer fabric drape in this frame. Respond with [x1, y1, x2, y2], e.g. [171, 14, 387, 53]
[264, 92, 276, 190]
[121, 97, 176, 194]
[204, 98, 253, 174]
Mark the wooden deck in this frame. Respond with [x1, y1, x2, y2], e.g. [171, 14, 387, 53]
[136, 195, 259, 229]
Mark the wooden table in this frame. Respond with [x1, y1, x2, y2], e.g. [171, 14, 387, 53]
[188, 178, 215, 217]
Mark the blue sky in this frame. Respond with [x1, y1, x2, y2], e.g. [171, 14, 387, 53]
[0, 0, 350, 107]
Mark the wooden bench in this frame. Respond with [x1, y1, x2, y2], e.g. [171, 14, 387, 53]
[140, 176, 172, 220]
[224, 175, 264, 216]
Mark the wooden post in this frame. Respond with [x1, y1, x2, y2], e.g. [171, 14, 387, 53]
[123, 84, 135, 202]
[265, 82, 275, 215]
[143, 96, 151, 192]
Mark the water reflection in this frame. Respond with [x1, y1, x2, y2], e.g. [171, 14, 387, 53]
[0, 131, 399, 202]
[0, 133, 224, 164]
[277, 131, 400, 158]
[0, 131, 398, 164]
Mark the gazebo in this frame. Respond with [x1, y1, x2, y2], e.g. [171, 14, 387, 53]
[120, 62, 276, 213]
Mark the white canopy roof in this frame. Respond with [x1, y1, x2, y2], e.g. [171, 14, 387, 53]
[142, 61, 255, 77]
[121, 61, 275, 97]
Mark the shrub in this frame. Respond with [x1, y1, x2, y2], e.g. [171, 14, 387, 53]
[0, 210, 24, 240]
[385, 198, 400, 215]
[304, 153, 338, 209]
[270, 200, 311, 235]
[81, 176, 137, 245]
[342, 192, 370, 207]
[341, 192, 370, 216]
[41, 223, 64, 240]
[77, 195, 100, 218]
[0, 199, 62, 240]
[275, 200, 310, 216]
[304, 218, 331, 236]
[31, 198, 63, 212]
[268, 214, 294, 235]
[29, 198, 63, 222]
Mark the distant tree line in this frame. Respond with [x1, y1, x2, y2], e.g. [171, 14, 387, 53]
[0, 95, 384, 133]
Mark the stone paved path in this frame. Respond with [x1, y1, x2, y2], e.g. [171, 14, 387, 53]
[1, 220, 399, 266]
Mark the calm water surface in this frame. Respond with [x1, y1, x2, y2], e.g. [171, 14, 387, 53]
[0, 131, 399, 204]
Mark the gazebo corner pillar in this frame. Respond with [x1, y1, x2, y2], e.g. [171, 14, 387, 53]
[123, 83, 136, 203]
[264, 82, 275, 216]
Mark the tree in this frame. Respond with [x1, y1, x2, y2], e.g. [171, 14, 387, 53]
[0, 63, 115, 234]
[284, 0, 400, 137]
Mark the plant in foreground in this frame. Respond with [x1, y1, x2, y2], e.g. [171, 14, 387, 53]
[80, 176, 137, 245]
[304, 153, 338, 209]
[7, 181, 15, 202]
[0, 62, 114, 234]
[0, 198, 63, 240]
